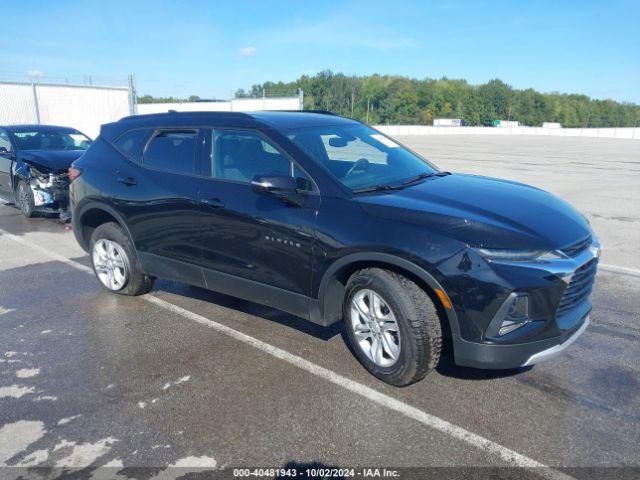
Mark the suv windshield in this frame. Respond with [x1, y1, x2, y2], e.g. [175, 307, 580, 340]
[12, 130, 92, 151]
[287, 123, 437, 190]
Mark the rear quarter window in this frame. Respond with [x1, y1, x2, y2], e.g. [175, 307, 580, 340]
[114, 129, 152, 163]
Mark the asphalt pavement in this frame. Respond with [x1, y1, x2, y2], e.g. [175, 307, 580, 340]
[0, 135, 639, 479]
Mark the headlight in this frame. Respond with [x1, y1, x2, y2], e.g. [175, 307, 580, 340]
[29, 166, 45, 178]
[477, 248, 565, 262]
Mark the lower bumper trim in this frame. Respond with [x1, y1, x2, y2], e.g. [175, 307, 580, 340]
[453, 312, 590, 370]
[522, 316, 590, 366]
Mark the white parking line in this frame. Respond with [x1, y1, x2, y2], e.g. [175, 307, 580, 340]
[0, 231, 93, 275]
[599, 264, 640, 278]
[0, 228, 573, 479]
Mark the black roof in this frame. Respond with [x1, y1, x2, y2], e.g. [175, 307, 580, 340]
[249, 111, 355, 128]
[101, 110, 358, 141]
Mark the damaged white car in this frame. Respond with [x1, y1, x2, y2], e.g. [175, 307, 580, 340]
[0, 125, 92, 221]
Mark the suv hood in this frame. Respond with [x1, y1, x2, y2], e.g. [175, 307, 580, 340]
[357, 173, 591, 250]
[19, 150, 84, 174]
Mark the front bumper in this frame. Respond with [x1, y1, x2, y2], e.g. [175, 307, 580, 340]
[453, 309, 590, 369]
[29, 173, 70, 218]
[444, 236, 599, 370]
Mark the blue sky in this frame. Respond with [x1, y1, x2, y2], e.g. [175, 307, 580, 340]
[1, 0, 639, 102]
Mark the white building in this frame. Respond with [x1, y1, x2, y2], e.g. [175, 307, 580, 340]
[433, 118, 462, 127]
[494, 120, 520, 128]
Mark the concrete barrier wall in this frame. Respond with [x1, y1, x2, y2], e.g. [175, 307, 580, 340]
[374, 125, 640, 140]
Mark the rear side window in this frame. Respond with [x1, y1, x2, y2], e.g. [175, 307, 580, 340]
[143, 129, 197, 174]
[114, 129, 151, 162]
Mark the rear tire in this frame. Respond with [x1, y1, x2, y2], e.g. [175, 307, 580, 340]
[90, 222, 154, 296]
[16, 180, 36, 218]
[344, 268, 442, 386]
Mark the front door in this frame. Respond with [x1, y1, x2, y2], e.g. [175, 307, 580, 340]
[195, 128, 319, 300]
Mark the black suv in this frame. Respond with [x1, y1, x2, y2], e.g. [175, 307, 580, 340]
[70, 111, 599, 386]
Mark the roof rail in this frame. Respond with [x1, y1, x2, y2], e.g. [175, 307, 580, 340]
[271, 109, 337, 116]
[118, 111, 254, 121]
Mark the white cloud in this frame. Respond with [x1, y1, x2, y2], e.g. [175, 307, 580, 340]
[238, 46, 257, 57]
[27, 70, 44, 78]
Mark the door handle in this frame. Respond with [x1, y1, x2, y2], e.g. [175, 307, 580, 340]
[117, 176, 137, 186]
[200, 197, 225, 208]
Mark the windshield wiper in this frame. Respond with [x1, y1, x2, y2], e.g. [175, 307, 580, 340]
[353, 172, 451, 194]
[352, 183, 406, 194]
[402, 171, 451, 186]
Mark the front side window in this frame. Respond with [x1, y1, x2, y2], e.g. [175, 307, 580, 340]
[143, 129, 197, 174]
[204, 129, 315, 191]
[208, 129, 291, 183]
[10, 129, 92, 151]
[287, 124, 437, 190]
[0, 130, 12, 153]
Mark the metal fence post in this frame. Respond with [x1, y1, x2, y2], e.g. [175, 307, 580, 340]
[128, 74, 137, 115]
[298, 88, 304, 111]
[31, 83, 41, 124]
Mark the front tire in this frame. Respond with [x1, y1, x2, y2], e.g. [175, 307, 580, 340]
[90, 222, 154, 296]
[344, 268, 443, 386]
[16, 180, 36, 218]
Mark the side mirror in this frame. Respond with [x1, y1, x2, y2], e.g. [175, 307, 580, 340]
[328, 136, 348, 147]
[251, 174, 305, 207]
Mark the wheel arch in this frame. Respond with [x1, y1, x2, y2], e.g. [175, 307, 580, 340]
[313, 252, 459, 337]
[73, 201, 134, 253]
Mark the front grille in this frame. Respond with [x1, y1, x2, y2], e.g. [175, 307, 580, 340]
[562, 235, 592, 257]
[557, 258, 598, 316]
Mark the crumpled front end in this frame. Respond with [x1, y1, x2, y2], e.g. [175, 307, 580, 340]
[27, 165, 71, 221]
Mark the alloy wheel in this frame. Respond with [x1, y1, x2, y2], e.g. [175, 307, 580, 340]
[350, 289, 401, 367]
[18, 183, 31, 214]
[92, 239, 129, 291]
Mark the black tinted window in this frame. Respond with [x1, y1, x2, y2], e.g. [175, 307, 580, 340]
[144, 130, 197, 174]
[210, 130, 291, 182]
[293, 164, 315, 192]
[114, 129, 151, 162]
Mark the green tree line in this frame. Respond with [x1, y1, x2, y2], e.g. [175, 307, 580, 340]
[137, 94, 202, 104]
[235, 71, 639, 128]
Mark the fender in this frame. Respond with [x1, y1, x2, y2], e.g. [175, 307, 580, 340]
[312, 252, 460, 335]
[11, 162, 30, 193]
[73, 199, 136, 253]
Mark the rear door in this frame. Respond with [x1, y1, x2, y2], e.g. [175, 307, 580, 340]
[194, 127, 319, 298]
[0, 129, 15, 198]
[110, 128, 205, 285]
